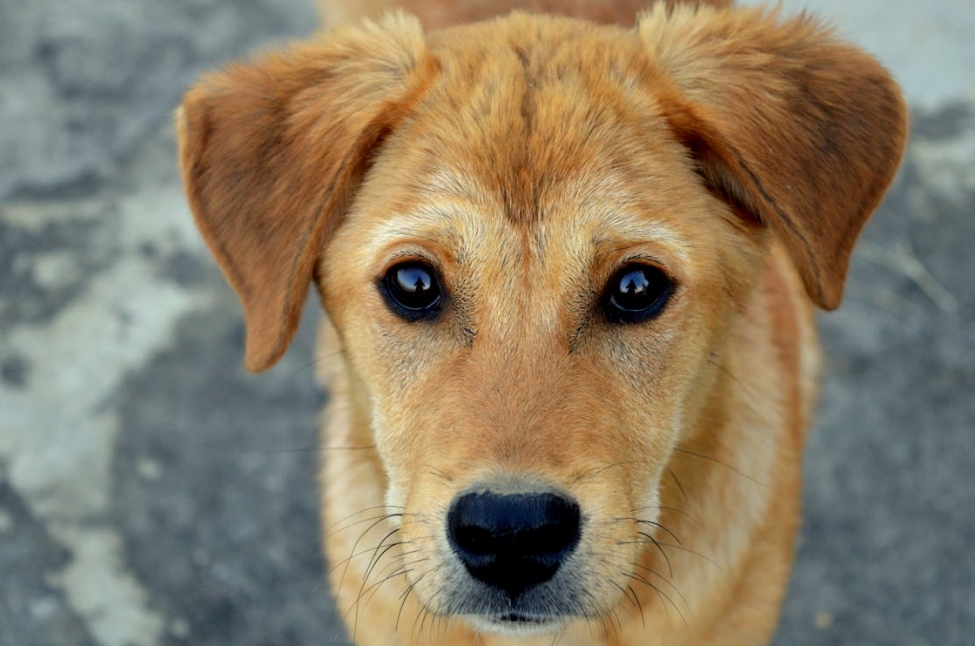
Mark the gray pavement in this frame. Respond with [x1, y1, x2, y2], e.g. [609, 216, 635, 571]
[0, 1, 972, 645]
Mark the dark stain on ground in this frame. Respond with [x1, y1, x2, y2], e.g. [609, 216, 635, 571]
[0, 214, 116, 332]
[160, 249, 212, 288]
[910, 101, 974, 141]
[0, 469, 99, 646]
[110, 280, 348, 646]
[0, 353, 30, 389]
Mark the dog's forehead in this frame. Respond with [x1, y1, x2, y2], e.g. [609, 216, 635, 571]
[416, 17, 666, 222]
[360, 16, 710, 258]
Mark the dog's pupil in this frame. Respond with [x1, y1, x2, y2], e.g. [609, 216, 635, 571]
[621, 271, 648, 297]
[397, 266, 432, 295]
[616, 268, 654, 309]
[385, 262, 441, 314]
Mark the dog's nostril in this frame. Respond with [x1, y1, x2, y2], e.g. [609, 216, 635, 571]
[447, 491, 581, 601]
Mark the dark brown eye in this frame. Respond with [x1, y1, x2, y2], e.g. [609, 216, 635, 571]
[380, 261, 443, 320]
[602, 263, 674, 324]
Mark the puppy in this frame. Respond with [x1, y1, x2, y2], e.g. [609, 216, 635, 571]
[177, 0, 907, 643]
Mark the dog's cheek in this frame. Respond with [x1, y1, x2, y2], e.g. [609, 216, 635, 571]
[362, 339, 470, 498]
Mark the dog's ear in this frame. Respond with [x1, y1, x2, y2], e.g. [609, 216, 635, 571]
[640, 6, 908, 309]
[177, 13, 430, 371]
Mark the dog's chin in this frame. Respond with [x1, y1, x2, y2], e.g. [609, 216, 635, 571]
[465, 612, 566, 637]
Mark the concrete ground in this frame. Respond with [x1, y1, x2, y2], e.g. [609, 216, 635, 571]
[0, 1, 972, 644]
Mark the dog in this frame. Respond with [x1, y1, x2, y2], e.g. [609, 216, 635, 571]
[176, 0, 907, 643]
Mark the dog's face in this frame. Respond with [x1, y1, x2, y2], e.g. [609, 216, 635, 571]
[319, 27, 763, 630]
[178, 5, 906, 636]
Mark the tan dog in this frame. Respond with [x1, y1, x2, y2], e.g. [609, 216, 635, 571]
[177, 0, 907, 643]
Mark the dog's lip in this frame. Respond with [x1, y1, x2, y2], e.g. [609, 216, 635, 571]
[488, 612, 557, 625]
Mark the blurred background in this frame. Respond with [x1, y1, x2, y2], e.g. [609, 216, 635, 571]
[0, 1, 972, 644]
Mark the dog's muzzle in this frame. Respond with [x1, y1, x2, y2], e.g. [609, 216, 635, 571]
[447, 491, 581, 603]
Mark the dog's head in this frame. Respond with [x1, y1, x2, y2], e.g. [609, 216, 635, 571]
[178, 5, 906, 635]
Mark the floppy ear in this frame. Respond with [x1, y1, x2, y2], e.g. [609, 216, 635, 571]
[177, 13, 431, 372]
[640, 5, 908, 309]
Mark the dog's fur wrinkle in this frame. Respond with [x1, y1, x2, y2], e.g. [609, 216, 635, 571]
[178, 1, 906, 644]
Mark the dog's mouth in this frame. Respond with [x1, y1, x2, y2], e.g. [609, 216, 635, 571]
[493, 611, 557, 625]
[445, 570, 583, 635]
[500, 612, 553, 624]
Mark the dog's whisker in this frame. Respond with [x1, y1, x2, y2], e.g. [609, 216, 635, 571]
[325, 511, 405, 537]
[352, 547, 434, 624]
[360, 530, 403, 587]
[436, 612, 452, 640]
[652, 540, 722, 570]
[590, 553, 676, 628]
[309, 348, 346, 364]
[327, 538, 404, 577]
[359, 559, 421, 612]
[595, 615, 607, 641]
[616, 539, 678, 575]
[628, 583, 647, 629]
[374, 549, 425, 579]
[581, 614, 596, 639]
[667, 468, 688, 501]
[672, 447, 769, 488]
[336, 514, 405, 598]
[631, 562, 690, 610]
[623, 570, 688, 628]
[407, 567, 443, 640]
[413, 596, 430, 640]
[612, 585, 638, 624]
[569, 459, 643, 485]
[326, 502, 406, 522]
[609, 581, 640, 622]
[630, 504, 701, 527]
[607, 607, 623, 640]
[610, 517, 683, 545]
[705, 357, 764, 411]
[361, 568, 412, 610]
[396, 570, 426, 632]
[369, 554, 419, 595]
[625, 571, 672, 625]
[342, 538, 400, 627]
[617, 532, 674, 578]
[640, 520, 682, 545]
[283, 349, 346, 382]
[323, 514, 401, 538]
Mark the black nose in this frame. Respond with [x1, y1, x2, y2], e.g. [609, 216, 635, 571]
[447, 491, 581, 602]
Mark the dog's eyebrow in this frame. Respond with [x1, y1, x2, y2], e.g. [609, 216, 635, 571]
[368, 202, 483, 252]
[588, 219, 692, 264]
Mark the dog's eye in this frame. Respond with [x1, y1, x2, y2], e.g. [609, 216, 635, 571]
[602, 263, 674, 324]
[380, 261, 443, 320]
